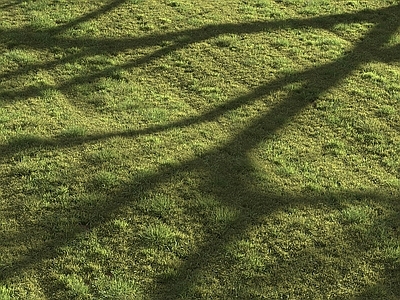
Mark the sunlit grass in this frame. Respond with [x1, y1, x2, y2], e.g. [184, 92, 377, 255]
[0, 0, 399, 299]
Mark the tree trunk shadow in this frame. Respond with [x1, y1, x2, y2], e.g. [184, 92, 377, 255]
[0, 3, 399, 299]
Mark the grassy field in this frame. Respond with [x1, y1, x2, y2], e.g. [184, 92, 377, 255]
[1, 0, 400, 299]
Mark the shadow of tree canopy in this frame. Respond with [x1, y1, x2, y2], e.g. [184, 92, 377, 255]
[0, 1, 399, 299]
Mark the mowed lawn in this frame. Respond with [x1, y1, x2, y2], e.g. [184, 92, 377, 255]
[1, 0, 400, 299]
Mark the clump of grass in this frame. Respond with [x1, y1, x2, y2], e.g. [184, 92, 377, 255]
[140, 223, 181, 249]
[212, 35, 238, 49]
[377, 105, 397, 118]
[58, 274, 91, 299]
[139, 195, 177, 218]
[87, 148, 121, 164]
[212, 206, 239, 227]
[322, 140, 347, 156]
[96, 277, 140, 300]
[385, 246, 400, 263]
[0, 286, 12, 300]
[60, 126, 87, 138]
[111, 218, 130, 231]
[92, 171, 120, 189]
[339, 205, 375, 225]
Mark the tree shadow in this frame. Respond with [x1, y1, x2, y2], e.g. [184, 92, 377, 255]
[0, 2, 399, 299]
[0, 0, 24, 9]
[1, 2, 399, 105]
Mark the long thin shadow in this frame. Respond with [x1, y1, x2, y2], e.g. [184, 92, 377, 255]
[0, 3, 399, 298]
[1, 11, 399, 160]
[0, 0, 129, 104]
[0, 1, 23, 9]
[149, 12, 400, 297]
[1, 5, 399, 103]
[48, 0, 127, 35]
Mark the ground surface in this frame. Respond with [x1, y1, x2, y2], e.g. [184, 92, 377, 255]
[0, 0, 400, 299]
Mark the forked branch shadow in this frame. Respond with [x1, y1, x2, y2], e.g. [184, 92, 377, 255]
[0, 2, 399, 299]
[0, 3, 399, 105]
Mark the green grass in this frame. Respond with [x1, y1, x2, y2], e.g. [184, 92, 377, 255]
[1, 0, 400, 299]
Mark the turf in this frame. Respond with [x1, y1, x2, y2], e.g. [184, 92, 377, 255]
[0, 0, 400, 299]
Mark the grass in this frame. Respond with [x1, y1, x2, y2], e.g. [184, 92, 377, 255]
[0, 0, 400, 299]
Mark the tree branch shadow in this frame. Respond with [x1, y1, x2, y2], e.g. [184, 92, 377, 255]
[0, 0, 24, 9]
[1, 3, 398, 104]
[0, 2, 399, 299]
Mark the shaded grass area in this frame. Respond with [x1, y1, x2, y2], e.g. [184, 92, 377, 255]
[0, 0, 400, 299]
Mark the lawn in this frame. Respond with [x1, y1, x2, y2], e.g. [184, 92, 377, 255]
[0, 0, 400, 299]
